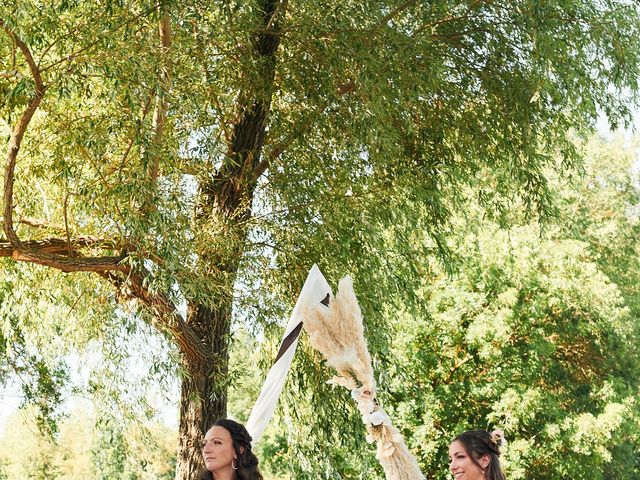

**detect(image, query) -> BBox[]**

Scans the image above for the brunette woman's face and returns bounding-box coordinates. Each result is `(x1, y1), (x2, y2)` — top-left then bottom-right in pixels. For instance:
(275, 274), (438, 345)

(202, 426), (236, 473)
(448, 440), (489, 480)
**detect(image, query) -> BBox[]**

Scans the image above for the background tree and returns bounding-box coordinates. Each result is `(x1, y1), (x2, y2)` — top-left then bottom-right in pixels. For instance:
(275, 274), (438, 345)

(1, 1), (640, 479)
(247, 134), (640, 479)
(382, 135), (640, 480)
(0, 406), (176, 480)
(0, 406), (59, 479)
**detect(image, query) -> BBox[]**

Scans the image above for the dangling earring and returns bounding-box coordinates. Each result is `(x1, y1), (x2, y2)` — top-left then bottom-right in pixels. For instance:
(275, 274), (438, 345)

(232, 458), (239, 470)
(482, 468), (486, 477)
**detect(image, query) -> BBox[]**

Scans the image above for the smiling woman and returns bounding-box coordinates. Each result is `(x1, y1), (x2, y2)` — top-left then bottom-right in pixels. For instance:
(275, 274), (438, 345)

(448, 430), (506, 480)
(200, 419), (264, 480)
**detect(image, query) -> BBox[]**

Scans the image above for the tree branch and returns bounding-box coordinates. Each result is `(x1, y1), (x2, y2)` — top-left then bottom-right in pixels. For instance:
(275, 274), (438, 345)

(100, 270), (209, 362)
(211, 0), (287, 213)
(10, 249), (127, 272)
(1, 19), (46, 248)
(0, 69), (25, 80)
(150, 11), (172, 183)
(0, 216), (65, 231)
(251, 80), (358, 181)
(0, 22), (130, 274)
(0, 236), (126, 272)
(0, 236), (117, 256)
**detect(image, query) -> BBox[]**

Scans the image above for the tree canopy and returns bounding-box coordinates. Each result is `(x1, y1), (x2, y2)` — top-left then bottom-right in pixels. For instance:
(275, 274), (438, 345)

(250, 135), (640, 479)
(1, 1), (640, 478)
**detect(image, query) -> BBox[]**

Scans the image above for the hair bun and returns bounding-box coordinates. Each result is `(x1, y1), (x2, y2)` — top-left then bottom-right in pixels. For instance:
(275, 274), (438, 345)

(490, 429), (506, 448)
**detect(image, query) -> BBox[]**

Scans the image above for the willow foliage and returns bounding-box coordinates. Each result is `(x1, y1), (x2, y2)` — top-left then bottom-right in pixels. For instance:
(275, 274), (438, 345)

(1, 1), (640, 478)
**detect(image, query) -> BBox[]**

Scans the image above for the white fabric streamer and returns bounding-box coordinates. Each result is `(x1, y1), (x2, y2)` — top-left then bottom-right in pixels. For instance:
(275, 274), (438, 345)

(246, 264), (331, 445)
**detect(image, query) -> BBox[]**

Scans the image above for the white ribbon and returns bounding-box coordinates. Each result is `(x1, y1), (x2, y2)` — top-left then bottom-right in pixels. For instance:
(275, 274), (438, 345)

(245, 264), (331, 445)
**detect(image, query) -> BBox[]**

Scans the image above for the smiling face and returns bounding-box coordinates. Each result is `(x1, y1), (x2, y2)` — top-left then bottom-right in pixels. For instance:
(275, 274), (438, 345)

(202, 426), (237, 474)
(448, 440), (488, 480)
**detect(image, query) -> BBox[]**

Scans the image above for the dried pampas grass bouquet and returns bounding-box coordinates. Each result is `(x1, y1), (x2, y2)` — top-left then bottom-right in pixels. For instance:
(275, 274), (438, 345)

(303, 275), (425, 480)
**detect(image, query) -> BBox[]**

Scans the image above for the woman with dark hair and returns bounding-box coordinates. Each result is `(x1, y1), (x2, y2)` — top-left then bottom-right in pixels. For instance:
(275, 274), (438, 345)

(200, 418), (263, 480)
(448, 429), (506, 480)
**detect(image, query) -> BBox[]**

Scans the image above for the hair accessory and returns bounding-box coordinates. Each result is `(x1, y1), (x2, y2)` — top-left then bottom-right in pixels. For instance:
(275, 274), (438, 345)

(490, 429), (506, 448)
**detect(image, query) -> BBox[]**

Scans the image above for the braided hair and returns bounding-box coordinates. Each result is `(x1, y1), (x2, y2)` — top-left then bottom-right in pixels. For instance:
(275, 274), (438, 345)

(452, 430), (506, 480)
(200, 419), (264, 480)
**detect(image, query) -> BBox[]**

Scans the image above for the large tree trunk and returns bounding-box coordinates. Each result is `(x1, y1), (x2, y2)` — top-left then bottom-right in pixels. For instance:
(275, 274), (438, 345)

(175, 304), (232, 480)
(174, 1), (283, 478)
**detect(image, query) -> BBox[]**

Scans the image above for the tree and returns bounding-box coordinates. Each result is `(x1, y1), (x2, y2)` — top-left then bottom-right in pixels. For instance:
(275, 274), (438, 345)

(0, 405), (176, 480)
(0, 406), (61, 479)
(0, 261), (69, 435)
(231, 135), (640, 479)
(1, 1), (640, 478)
(379, 135), (640, 479)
